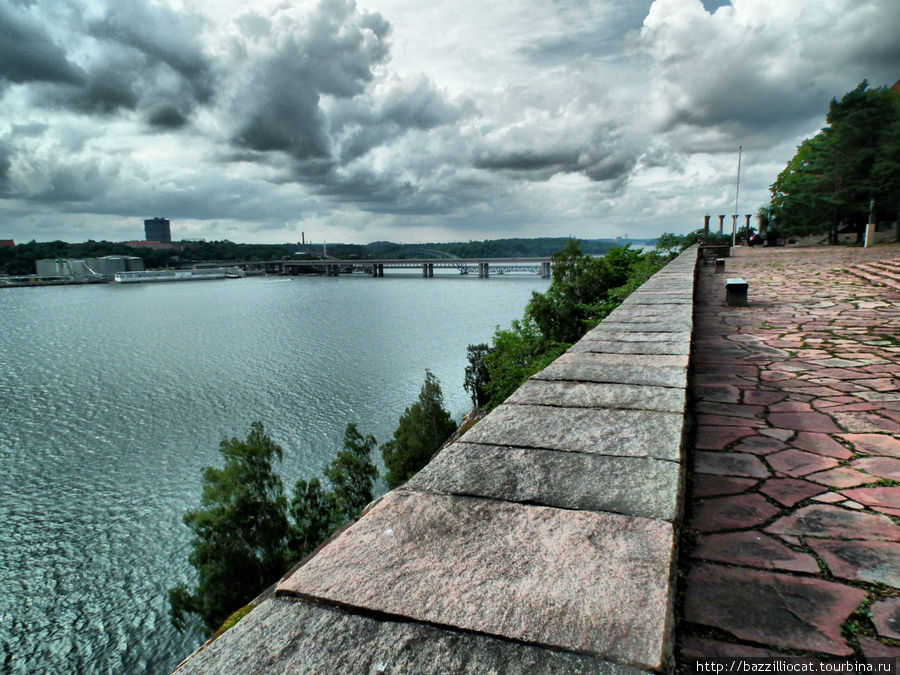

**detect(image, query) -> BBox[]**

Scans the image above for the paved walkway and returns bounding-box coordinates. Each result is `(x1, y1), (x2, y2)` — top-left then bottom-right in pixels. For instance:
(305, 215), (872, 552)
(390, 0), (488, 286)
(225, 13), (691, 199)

(679, 245), (900, 663)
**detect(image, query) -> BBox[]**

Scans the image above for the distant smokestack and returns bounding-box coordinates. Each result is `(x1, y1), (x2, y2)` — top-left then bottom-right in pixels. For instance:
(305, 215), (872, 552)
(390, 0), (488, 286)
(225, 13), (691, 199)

(302, 232), (305, 246)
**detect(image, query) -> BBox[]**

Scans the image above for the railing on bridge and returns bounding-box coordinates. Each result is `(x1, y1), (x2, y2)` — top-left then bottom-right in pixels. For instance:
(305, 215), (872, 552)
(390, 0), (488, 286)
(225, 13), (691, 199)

(277, 257), (553, 278)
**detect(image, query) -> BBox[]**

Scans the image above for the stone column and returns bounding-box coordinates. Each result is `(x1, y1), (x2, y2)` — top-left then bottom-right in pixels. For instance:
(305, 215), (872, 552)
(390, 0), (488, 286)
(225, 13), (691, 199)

(704, 215), (710, 236)
(718, 215), (725, 236)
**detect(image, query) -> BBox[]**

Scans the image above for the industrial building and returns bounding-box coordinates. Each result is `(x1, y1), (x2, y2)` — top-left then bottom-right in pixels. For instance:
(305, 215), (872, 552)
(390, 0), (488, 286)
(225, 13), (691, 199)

(144, 217), (172, 243)
(35, 256), (144, 279)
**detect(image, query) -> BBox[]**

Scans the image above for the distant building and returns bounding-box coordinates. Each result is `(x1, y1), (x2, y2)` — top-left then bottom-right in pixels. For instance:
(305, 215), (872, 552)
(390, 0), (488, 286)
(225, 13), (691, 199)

(144, 217), (172, 243)
(0, 239), (13, 248)
(126, 240), (178, 250)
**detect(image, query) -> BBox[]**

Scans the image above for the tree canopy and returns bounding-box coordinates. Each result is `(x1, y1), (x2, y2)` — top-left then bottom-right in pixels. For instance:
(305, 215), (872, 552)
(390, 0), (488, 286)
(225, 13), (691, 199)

(769, 81), (900, 241)
(380, 371), (456, 489)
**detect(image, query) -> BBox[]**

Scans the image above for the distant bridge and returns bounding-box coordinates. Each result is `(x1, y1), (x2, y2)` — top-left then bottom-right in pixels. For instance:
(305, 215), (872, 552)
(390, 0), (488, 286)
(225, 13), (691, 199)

(234, 257), (554, 278)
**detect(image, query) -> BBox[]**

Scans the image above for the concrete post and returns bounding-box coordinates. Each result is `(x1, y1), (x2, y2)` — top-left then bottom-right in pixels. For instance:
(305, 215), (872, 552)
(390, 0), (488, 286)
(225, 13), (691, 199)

(428, 263), (434, 278)
(718, 215), (725, 236)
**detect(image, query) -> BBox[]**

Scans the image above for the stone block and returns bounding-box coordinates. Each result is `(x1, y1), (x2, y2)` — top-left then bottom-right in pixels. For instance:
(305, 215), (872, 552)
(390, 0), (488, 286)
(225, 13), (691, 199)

(568, 338), (691, 356)
(174, 597), (637, 675)
(534, 352), (687, 389)
(459, 403), (684, 461)
(506, 379), (685, 413)
(407, 442), (682, 520)
(278, 491), (676, 670)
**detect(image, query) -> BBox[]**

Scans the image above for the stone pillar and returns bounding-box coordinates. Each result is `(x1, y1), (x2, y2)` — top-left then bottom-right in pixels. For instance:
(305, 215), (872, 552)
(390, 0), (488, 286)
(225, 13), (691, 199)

(423, 263), (428, 277)
(718, 215), (725, 236)
(428, 263), (434, 278)
(704, 215), (710, 237)
(378, 264), (384, 277)
(541, 261), (551, 279)
(372, 264), (379, 278)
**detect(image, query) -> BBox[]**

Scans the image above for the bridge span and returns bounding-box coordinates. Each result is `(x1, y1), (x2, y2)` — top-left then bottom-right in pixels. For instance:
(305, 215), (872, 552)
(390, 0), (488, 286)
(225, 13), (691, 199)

(268, 257), (552, 278)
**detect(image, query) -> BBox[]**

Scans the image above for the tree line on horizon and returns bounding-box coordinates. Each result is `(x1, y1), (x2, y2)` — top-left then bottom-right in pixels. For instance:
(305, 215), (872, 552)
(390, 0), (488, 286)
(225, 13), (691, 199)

(0, 236), (654, 276)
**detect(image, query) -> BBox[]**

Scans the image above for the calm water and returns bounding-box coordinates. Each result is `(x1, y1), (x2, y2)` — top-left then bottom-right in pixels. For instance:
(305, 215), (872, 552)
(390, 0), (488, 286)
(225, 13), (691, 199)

(0, 272), (547, 673)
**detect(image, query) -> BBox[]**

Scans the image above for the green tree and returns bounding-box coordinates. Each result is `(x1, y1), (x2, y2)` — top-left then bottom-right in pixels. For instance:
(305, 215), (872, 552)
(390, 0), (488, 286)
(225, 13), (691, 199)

(169, 422), (290, 634)
(287, 477), (341, 560)
(770, 81), (900, 241)
(463, 343), (492, 409)
(323, 423), (378, 521)
(381, 371), (456, 489)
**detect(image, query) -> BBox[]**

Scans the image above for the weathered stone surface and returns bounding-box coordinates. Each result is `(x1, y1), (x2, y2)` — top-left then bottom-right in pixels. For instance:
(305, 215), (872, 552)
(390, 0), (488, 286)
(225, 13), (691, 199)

(535, 352), (687, 388)
(839, 487), (900, 509)
(694, 425), (757, 450)
(767, 411), (841, 433)
(569, 339), (691, 355)
(586, 321), (685, 333)
(506, 379), (685, 413)
(838, 433), (900, 457)
(759, 478), (826, 507)
(175, 597), (634, 675)
(406, 442), (682, 520)
(579, 329), (691, 343)
(684, 563), (865, 656)
(692, 494), (780, 532)
(766, 504), (900, 541)
(694, 451), (769, 478)
(790, 432), (853, 459)
(280, 491), (676, 670)
(851, 456), (900, 481)
(678, 637), (782, 659)
(692, 531), (819, 573)
(692, 474), (758, 498)
(460, 404), (684, 461)
(871, 598), (900, 640)
(807, 539), (900, 588)
(805, 467), (879, 489)
(606, 304), (692, 326)
(765, 449), (839, 477)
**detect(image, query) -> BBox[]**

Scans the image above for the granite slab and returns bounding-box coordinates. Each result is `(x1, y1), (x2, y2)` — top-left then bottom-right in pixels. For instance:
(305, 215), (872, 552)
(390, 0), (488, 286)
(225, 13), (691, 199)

(278, 491), (676, 670)
(459, 403), (685, 461)
(407, 441), (682, 520)
(534, 353), (687, 389)
(506, 379), (686, 412)
(175, 597), (639, 674)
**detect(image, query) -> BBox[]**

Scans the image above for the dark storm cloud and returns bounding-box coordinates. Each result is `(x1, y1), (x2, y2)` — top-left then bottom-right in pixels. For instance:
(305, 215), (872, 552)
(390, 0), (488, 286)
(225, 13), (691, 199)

(0, 4), (84, 85)
(228, 0), (391, 162)
(88, 0), (215, 104)
(146, 105), (190, 129)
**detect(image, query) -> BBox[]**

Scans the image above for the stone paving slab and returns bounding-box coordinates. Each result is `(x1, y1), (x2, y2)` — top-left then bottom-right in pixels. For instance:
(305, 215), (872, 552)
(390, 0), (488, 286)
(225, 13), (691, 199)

(605, 304), (692, 326)
(175, 596), (637, 675)
(568, 339), (691, 355)
(406, 442), (681, 520)
(278, 490), (676, 670)
(692, 531), (819, 573)
(534, 352), (687, 388)
(505, 379), (686, 412)
(806, 539), (900, 588)
(684, 563), (866, 656)
(460, 403), (684, 460)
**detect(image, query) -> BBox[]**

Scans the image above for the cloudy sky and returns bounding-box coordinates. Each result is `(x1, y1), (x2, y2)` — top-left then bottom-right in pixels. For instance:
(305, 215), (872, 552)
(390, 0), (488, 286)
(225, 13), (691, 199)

(2, 0), (898, 245)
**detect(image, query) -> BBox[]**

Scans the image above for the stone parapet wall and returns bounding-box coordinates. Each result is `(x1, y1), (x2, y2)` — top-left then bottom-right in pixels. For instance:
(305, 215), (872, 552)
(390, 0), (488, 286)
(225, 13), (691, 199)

(176, 245), (699, 674)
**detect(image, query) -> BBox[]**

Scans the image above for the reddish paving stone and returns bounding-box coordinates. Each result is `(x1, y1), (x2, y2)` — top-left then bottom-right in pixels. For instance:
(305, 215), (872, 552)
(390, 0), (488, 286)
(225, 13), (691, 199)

(684, 563), (865, 656)
(838, 433), (900, 457)
(743, 390), (786, 406)
(805, 467), (880, 489)
(732, 435), (788, 455)
(875, 506), (900, 517)
(767, 411), (842, 433)
(828, 402), (883, 413)
(833, 412), (900, 433)
(761, 428), (795, 441)
(856, 636), (900, 659)
(692, 494), (780, 533)
(761, 371), (796, 382)
(279, 491), (675, 669)
(759, 478), (826, 507)
(692, 531), (819, 573)
(839, 487), (900, 509)
(807, 539), (900, 589)
(678, 636), (782, 659)
(766, 449), (839, 477)
(769, 401), (814, 413)
(695, 383), (741, 403)
(692, 474), (758, 498)
(695, 426), (758, 450)
(696, 402), (767, 419)
(696, 414), (767, 428)
(813, 493), (846, 504)
(871, 598), (900, 640)
(791, 432), (853, 459)
(766, 504), (900, 542)
(694, 452), (770, 479)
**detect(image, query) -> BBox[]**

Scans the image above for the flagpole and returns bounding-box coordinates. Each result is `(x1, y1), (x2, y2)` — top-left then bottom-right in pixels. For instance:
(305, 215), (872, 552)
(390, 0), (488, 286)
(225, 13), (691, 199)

(732, 145), (742, 247)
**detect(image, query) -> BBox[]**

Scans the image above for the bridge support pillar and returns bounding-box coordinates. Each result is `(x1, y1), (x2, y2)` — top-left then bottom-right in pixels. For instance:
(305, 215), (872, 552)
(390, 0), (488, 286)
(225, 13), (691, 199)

(422, 263), (434, 278)
(479, 262), (489, 278)
(541, 261), (551, 279)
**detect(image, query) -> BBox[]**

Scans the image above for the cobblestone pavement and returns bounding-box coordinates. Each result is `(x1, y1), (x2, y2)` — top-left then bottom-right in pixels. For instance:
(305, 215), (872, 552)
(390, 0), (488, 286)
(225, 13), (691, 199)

(678, 245), (900, 663)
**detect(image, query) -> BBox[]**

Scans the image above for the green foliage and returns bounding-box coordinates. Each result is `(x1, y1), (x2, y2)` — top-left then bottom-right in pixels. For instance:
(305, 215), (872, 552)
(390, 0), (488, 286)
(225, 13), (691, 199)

(478, 241), (669, 410)
(463, 343), (491, 409)
(170, 421), (378, 636)
(482, 317), (568, 409)
(770, 80), (900, 239)
(381, 371), (457, 489)
(169, 422), (290, 634)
